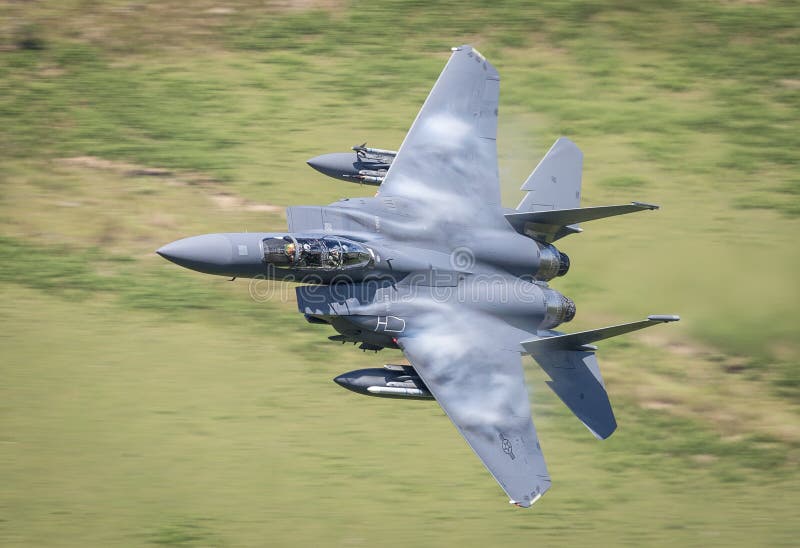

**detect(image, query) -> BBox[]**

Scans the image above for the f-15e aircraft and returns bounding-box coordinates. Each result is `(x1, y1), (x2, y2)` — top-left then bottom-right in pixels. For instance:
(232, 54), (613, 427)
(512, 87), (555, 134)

(157, 45), (678, 508)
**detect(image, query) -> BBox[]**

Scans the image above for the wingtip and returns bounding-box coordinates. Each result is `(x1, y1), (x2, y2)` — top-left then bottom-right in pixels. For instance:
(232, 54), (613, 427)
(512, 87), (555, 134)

(509, 493), (542, 508)
(631, 201), (660, 210)
(450, 45), (497, 75)
(647, 314), (681, 323)
(554, 136), (578, 147)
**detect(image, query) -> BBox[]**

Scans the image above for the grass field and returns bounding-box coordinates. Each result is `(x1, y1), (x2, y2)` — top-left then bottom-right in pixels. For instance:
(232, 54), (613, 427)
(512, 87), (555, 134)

(1, 1), (798, 546)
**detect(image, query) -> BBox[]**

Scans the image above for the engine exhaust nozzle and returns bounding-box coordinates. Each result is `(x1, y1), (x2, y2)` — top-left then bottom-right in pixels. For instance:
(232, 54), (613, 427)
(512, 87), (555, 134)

(535, 242), (570, 281)
(541, 289), (576, 329)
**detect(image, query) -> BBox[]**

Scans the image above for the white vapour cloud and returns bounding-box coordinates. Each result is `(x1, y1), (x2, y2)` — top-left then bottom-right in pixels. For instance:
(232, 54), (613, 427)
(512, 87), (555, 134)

(403, 307), (531, 439)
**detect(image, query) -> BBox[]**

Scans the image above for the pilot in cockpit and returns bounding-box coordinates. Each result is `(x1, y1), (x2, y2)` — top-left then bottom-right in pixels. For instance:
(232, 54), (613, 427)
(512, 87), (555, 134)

(284, 242), (296, 261)
(328, 245), (342, 267)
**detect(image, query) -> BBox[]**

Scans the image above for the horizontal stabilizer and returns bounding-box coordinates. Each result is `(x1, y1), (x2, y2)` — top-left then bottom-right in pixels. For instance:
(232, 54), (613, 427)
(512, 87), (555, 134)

(505, 202), (659, 243)
(522, 315), (680, 352)
(523, 316), (678, 440)
(530, 350), (617, 440)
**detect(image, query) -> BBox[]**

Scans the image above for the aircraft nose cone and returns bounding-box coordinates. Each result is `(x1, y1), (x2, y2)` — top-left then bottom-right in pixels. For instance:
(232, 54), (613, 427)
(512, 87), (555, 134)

(307, 152), (356, 180)
(333, 374), (351, 388)
(156, 234), (233, 274)
(306, 154), (326, 172)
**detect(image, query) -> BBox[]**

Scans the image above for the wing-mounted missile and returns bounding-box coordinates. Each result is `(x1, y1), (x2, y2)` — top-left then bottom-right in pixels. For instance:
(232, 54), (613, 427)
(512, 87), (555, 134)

(351, 143), (397, 159)
(333, 365), (433, 400)
(307, 143), (396, 185)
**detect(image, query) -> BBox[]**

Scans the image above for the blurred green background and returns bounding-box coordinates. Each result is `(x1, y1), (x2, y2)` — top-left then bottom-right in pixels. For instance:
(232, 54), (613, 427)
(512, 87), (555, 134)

(1, 1), (798, 546)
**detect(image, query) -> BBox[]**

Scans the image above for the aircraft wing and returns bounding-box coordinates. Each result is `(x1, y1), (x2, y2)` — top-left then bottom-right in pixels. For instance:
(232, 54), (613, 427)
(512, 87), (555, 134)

(379, 45), (504, 227)
(396, 312), (551, 507)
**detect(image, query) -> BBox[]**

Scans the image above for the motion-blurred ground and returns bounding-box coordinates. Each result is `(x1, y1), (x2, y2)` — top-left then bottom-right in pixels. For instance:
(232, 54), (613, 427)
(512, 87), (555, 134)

(1, 1), (798, 546)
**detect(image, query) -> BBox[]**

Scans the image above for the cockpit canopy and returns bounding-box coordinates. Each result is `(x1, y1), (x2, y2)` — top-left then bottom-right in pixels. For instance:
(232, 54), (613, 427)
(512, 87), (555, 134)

(262, 235), (373, 271)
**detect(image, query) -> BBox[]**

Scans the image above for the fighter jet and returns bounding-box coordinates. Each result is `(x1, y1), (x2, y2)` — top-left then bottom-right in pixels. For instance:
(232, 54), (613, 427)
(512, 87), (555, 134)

(157, 45), (679, 508)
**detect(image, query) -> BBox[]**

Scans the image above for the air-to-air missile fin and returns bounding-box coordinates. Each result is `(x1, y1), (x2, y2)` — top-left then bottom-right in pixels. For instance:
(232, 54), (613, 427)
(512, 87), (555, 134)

(352, 144), (397, 158)
(504, 202), (660, 243)
(521, 316), (679, 440)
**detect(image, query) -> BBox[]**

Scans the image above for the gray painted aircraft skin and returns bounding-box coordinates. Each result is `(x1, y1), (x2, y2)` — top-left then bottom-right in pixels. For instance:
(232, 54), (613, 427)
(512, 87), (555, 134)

(157, 45), (679, 508)
(307, 144), (395, 185)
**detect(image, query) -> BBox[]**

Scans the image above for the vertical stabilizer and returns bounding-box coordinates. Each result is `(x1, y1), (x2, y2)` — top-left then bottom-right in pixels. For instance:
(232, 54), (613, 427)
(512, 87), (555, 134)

(517, 137), (583, 212)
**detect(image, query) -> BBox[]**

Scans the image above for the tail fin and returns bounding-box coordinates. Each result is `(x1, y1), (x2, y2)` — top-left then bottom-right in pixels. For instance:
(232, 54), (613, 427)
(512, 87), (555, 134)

(517, 137), (583, 213)
(510, 137), (659, 242)
(522, 315), (679, 440)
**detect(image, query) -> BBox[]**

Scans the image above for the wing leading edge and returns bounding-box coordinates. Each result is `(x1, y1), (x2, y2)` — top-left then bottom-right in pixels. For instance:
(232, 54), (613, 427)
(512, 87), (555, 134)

(397, 313), (551, 507)
(378, 45), (504, 227)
